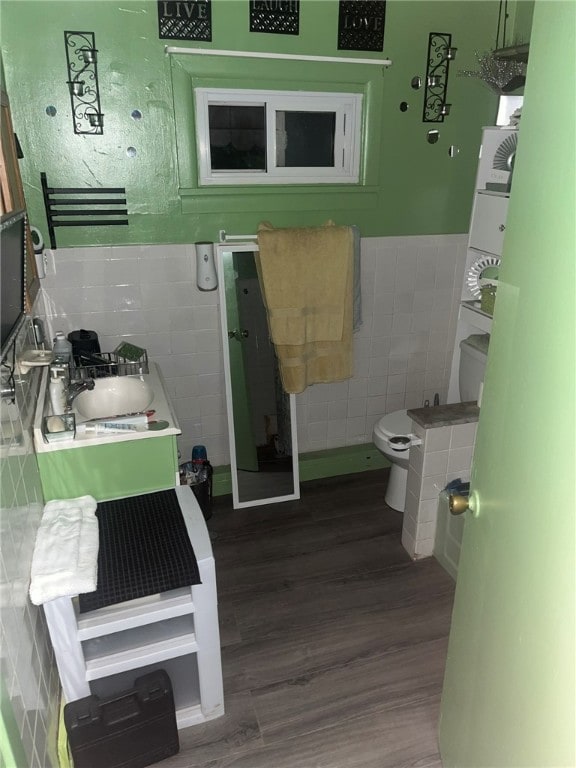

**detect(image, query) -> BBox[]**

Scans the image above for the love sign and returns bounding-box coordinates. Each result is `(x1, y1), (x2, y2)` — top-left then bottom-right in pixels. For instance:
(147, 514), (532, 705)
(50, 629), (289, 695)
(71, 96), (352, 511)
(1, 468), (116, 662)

(338, 0), (386, 52)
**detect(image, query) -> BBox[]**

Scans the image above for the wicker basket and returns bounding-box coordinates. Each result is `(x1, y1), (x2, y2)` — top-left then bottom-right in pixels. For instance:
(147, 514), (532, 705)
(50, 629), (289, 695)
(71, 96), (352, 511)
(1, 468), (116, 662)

(480, 285), (497, 315)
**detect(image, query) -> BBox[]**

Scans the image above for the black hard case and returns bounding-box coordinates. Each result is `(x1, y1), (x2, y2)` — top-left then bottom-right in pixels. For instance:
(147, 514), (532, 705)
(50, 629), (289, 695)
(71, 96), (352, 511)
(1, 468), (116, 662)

(64, 670), (179, 768)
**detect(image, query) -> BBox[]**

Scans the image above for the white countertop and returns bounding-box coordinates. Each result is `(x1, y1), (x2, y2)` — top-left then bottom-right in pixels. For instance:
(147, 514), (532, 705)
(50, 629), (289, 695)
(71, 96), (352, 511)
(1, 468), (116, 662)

(34, 363), (181, 453)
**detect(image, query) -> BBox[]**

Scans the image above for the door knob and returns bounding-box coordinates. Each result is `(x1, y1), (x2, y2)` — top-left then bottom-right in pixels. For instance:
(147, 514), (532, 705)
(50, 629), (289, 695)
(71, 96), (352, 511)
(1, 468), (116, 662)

(498, 224), (506, 232)
(449, 493), (469, 515)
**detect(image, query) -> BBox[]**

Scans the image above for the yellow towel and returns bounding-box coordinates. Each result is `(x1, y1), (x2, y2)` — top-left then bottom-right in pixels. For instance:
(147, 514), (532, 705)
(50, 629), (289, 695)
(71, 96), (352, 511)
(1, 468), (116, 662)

(256, 222), (354, 394)
(256, 222), (352, 345)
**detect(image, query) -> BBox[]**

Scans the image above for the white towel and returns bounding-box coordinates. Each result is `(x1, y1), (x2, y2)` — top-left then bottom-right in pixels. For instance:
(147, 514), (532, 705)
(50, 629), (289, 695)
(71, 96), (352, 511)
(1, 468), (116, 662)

(29, 496), (99, 605)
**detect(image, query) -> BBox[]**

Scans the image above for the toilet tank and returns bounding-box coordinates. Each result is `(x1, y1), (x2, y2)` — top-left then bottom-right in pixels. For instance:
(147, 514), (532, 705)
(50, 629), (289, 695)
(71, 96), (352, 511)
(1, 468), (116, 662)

(459, 334), (490, 401)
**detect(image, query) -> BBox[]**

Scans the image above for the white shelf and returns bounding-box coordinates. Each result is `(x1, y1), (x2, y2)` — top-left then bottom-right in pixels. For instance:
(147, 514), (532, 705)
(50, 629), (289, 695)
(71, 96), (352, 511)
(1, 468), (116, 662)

(174, 702), (225, 729)
(477, 189), (510, 198)
(83, 614), (198, 680)
(448, 126), (512, 402)
(176, 704), (207, 729)
(44, 487), (224, 729)
(75, 587), (195, 641)
(87, 652), (212, 728)
(460, 301), (493, 333)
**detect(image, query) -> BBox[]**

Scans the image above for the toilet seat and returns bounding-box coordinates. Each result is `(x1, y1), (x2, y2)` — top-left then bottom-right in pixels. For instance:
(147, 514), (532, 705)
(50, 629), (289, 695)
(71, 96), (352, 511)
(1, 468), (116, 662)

(373, 410), (419, 452)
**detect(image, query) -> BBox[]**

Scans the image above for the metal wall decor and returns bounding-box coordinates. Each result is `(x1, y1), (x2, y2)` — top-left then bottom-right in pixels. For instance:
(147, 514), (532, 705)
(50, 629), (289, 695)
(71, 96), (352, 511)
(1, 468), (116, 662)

(41, 173), (128, 249)
(458, 51), (525, 94)
(250, 0), (300, 35)
(338, 0), (386, 52)
(422, 32), (456, 123)
(64, 31), (103, 135)
(157, 0), (212, 41)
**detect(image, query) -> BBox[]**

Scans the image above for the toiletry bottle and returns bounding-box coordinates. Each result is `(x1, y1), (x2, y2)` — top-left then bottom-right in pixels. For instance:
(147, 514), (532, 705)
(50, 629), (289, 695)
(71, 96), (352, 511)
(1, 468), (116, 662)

(49, 369), (66, 415)
(53, 332), (73, 363)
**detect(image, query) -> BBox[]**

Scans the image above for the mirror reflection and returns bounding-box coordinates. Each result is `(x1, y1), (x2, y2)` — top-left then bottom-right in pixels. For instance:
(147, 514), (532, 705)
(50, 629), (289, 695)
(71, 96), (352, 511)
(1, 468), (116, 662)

(218, 245), (299, 508)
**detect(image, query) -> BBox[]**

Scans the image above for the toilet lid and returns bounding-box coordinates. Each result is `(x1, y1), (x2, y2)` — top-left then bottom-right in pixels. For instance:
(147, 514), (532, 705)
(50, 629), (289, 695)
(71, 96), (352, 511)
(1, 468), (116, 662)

(374, 409), (413, 440)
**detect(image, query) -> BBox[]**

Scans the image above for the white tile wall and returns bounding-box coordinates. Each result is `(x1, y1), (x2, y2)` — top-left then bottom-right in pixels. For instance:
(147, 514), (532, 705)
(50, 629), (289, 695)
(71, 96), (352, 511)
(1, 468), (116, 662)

(402, 418), (478, 559)
(37, 234), (466, 466)
(0, 320), (60, 768)
(40, 243), (228, 467)
(296, 235), (467, 450)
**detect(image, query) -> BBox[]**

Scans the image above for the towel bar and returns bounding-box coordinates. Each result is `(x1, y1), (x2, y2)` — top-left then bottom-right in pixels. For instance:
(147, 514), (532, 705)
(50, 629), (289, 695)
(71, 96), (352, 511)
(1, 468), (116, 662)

(218, 229), (257, 243)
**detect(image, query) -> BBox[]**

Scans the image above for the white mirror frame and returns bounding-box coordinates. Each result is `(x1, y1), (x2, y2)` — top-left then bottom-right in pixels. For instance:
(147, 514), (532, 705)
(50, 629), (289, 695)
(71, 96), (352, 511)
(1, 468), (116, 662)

(216, 242), (300, 509)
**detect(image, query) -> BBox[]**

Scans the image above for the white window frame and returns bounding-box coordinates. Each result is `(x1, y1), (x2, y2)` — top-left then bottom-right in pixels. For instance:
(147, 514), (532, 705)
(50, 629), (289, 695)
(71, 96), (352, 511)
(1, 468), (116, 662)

(194, 88), (362, 186)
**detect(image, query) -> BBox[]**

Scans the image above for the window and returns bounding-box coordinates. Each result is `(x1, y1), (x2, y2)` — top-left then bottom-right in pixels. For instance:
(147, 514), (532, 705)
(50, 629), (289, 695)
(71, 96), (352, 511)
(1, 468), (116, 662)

(194, 88), (362, 186)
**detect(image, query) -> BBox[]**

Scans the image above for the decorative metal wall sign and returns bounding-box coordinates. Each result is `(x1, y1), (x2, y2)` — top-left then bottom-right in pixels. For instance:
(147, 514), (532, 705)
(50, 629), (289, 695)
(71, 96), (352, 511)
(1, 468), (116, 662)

(157, 0), (212, 41)
(41, 173), (128, 249)
(250, 0), (300, 35)
(338, 0), (386, 52)
(423, 32), (456, 123)
(64, 31), (104, 135)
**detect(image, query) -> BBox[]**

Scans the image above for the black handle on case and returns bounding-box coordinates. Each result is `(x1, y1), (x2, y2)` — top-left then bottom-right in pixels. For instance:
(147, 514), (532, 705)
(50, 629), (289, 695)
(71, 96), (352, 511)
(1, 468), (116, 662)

(101, 691), (142, 727)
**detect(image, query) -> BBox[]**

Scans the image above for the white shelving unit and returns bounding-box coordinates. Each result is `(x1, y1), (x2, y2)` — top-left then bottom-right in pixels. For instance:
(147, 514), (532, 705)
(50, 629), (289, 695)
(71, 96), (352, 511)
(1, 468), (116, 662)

(447, 126), (518, 403)
(43, 486), (224, 730)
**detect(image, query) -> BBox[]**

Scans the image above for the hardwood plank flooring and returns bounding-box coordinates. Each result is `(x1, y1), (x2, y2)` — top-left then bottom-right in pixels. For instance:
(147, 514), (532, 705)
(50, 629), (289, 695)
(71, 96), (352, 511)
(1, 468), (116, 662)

(164, 471), (455, 768)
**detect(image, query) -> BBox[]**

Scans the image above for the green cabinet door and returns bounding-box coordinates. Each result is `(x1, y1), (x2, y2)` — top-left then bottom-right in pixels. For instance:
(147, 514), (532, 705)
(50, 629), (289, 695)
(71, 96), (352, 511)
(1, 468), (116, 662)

(439, 3), (575, 766)
(37, 436), (179, 502)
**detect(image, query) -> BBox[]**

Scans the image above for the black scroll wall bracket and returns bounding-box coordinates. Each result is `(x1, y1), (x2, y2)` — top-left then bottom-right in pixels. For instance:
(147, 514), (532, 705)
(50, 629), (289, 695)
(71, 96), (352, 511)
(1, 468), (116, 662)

(65, 31), (104, 135)
(423, 32), (457, 123)
(41, 172), (128, 249)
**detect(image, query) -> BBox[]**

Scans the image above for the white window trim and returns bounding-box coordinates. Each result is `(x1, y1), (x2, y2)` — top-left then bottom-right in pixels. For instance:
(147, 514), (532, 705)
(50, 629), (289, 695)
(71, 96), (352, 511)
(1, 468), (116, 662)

(195, 88), (362, 186)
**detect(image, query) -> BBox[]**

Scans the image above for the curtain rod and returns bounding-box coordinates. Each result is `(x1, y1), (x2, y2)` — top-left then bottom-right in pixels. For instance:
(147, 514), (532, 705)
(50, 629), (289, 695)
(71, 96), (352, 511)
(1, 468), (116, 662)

(165, 46), (392, 68)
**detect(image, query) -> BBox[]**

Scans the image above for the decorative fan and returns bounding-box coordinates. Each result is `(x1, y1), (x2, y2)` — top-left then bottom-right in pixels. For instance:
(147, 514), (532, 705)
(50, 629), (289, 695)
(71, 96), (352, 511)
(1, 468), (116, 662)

(466, 255), (501, 298)
(493, 133), (518, 172)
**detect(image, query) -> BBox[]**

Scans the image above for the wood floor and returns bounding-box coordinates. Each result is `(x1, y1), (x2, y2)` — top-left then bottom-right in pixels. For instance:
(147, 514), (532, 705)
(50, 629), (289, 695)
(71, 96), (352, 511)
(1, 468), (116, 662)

(164, 470), (456, 768)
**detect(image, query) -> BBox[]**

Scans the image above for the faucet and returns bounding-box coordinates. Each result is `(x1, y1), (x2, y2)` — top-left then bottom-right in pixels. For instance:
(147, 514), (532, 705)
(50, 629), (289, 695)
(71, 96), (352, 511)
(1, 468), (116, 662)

(66, 378), (95, 409)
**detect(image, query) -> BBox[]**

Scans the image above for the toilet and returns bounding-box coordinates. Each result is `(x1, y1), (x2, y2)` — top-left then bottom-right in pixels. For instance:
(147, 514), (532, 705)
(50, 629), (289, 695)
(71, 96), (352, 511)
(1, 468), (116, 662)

(372, 333), (489, 512)
(372, 409), (417, 511)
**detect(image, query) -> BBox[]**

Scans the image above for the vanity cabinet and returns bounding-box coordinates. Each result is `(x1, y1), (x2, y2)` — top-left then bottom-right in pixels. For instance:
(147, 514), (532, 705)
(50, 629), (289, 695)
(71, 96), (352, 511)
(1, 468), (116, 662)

(34, 363), (181, 502)
(37, 435), (180, 502)
(43, 486), (224, 729)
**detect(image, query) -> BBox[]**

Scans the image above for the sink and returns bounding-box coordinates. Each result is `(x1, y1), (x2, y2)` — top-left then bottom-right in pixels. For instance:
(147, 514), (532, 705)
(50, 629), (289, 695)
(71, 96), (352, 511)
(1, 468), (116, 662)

(74, 376), (154, 420)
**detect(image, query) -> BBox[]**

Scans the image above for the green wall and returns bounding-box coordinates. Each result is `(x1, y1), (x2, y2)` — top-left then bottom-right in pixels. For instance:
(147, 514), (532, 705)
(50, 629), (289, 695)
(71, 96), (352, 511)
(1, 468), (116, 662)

(506, 0), (535, 45)
(2, 0), (500, 246)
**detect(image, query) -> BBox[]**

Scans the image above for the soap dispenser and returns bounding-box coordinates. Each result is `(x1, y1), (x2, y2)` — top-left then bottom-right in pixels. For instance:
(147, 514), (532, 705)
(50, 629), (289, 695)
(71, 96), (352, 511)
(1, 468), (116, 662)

(195, 242), (218, 291)
(49, 369), (66, 415)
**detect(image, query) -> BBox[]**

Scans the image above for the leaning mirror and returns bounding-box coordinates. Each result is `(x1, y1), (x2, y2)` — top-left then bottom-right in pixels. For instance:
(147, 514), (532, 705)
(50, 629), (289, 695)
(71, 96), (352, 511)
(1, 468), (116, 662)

(216, 244), (300, 508)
